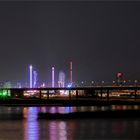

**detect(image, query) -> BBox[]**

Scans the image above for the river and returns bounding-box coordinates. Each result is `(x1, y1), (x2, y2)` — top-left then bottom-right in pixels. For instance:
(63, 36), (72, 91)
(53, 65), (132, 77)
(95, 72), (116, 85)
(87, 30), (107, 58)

(0, 105), (140, 139)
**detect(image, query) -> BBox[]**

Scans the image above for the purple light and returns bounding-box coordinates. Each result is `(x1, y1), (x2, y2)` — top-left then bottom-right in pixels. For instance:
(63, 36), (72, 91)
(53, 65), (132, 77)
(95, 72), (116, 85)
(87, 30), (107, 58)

(52, 67), (54, 88)
(29, 65), (33, 88)
(23, 107), (39, 140)
(58, 71), (65, 87)
(33, 70), (37, 88)
(67, 83), (72, 88)
(49, 107), (57, 114)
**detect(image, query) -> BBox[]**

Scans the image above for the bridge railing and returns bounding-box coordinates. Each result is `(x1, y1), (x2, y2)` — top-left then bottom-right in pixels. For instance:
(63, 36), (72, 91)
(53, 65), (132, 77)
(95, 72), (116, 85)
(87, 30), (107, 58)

(0, 86), (139, 100)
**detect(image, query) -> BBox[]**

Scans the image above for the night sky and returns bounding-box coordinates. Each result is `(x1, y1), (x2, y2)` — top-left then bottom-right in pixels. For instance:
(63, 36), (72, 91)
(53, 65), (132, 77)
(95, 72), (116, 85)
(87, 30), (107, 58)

(0, 0), (140, 85)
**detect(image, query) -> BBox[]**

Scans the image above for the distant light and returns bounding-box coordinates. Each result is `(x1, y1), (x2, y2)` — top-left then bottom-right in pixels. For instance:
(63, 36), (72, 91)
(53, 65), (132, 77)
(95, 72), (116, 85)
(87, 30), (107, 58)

(26, 90), (38, 93)
(0, 90), (8, 99)
(42, 83), (45, 87)
(59, 71), (65, 87)
(113, 81), (115, 83)
(52, 67), (55, 88)
(117, 72), (123, 77)
(29, 65), (33, 88)
(33, 70), (37, 88)
(40, 83), (45, 88)
(67, 83), (72, 88)
(2, 90), (7, 96)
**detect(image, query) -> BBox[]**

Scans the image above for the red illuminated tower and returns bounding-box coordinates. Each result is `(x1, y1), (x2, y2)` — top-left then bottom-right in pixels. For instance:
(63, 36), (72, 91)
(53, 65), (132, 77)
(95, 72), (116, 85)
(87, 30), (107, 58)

(116, 72), (123, 85)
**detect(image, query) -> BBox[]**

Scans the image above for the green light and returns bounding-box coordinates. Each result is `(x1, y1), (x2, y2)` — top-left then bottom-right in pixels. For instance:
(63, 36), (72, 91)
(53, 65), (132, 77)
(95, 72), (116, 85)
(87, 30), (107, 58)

(3, 90), (7, 96)
(0, 90), (9, 100)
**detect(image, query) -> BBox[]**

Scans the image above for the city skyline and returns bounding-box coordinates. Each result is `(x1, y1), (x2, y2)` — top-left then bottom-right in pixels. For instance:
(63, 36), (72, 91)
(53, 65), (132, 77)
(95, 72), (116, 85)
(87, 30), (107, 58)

(0, 1), (139, 82)
(0, 1), (140, 140)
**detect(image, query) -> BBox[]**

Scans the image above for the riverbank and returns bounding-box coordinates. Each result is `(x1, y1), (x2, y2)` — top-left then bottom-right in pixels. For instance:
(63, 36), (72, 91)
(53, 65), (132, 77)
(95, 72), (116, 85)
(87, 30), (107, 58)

(1, 98), (140, 106)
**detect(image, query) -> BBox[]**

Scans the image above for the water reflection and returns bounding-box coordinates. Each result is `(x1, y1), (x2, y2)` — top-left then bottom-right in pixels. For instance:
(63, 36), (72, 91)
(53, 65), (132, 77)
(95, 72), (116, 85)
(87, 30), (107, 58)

(39, 106), (74, 114)
(58, 121), (67, 140)
(64, 107), (72, 113)
(49, 107), (57, 114)
(0, 106), (140, 139)
(47, 121), (71, 140)
(40, 107), (46, 113)
(48, 121), (58, 140)
(38, 105), (140, 115)
(23, 107), (39, 140)
(71, 119), (140, 139)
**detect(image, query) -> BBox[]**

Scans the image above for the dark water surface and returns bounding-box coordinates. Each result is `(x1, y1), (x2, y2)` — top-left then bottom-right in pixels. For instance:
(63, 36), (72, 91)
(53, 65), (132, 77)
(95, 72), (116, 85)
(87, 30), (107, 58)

(0, 105), (140, 140)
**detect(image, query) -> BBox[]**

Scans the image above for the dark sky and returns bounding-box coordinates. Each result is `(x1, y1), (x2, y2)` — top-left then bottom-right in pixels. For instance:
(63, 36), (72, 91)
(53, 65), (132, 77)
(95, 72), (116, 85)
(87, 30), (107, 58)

(0, 0), (140, 84)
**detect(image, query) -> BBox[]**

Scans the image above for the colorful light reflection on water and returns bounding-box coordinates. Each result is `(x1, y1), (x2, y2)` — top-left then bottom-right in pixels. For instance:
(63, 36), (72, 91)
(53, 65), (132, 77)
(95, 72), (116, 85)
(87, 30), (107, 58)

(0, 105), (140, 139)
(23, 107), (39, 140)
(22, 106), (74, 140)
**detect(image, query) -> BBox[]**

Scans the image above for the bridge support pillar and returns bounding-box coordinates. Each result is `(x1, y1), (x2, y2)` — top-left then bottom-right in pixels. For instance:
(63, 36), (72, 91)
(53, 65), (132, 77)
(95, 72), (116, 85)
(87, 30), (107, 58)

(39, 90), (41, 99)
(107, 90), (109, 100)
(101, 90), (103, 99)
(91, 89), (95, 97)
(135, 89), (137, 100)
(47, 90), (49, 100)
(76, 90), (78, 99)
(69, 90), (71, 100)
